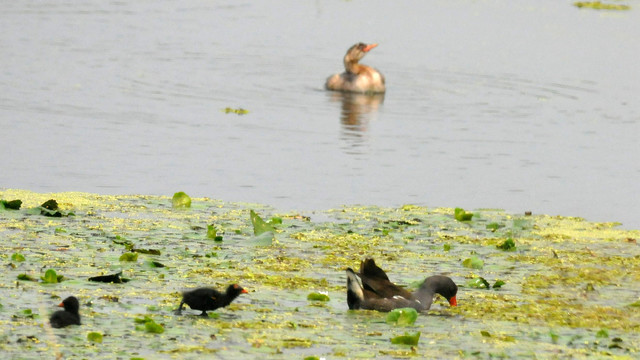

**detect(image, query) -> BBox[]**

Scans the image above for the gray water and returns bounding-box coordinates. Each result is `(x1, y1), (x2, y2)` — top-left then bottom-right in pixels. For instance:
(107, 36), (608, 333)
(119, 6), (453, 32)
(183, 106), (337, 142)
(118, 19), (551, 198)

(2, 1), (639, 228)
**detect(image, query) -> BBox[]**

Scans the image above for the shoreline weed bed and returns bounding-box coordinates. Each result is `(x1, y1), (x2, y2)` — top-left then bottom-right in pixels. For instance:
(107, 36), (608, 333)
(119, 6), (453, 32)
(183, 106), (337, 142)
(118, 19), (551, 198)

(1, 189), (639, 359)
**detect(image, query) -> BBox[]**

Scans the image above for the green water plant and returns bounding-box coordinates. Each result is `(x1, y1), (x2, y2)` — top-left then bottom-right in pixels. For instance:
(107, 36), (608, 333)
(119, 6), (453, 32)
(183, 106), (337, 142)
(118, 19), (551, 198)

(454, 207), (473, 221)
(307, 292), (330, 302)
(462, 256), (484, 269)
(87, 332), (103, 343)
(0, 199), (22, 210)
(391, 332), (421, 346)
(172, 191), (191, 208)
(41, 269), (63, 284)
(250, 210), (275, 235)
(11, 253), (25, 262)
(386, 308), (418, 326)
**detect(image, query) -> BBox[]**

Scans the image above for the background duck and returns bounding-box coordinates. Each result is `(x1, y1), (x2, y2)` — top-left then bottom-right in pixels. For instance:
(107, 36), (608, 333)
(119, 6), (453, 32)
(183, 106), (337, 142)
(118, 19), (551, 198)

(325, 43), (386, 93)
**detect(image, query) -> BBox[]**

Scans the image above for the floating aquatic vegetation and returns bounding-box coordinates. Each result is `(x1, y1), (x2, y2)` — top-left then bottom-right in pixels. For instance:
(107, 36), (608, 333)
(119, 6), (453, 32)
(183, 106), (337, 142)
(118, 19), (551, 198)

(0, 189), (639, 358)
(11, 253), (25, 262)
(41, 269), (63, 283)
(119, 252), (138, 262)
(454, 207), (473, 221)
(87, 332), (103, 343)
(0, 199), (22, 210)
(207, 224), (223, 241)
(307, 292), (330, 302)
(171, 191), (191, 208)
(462, 255), (484, 269)
(390, 331), (420, 345)
(223, 107), (249, 115)
(386, 308), (418, 326)
(574, 1), (631, 10)
(497, 238), (516, 251)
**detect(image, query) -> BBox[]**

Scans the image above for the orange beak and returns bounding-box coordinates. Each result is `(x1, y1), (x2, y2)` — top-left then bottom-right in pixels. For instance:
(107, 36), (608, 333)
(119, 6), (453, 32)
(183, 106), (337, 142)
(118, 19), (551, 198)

(241, 289), (249, 294)
(58, 302), (64, 307)
(449, 296), (457, 307)
(363, 43), (378, 52)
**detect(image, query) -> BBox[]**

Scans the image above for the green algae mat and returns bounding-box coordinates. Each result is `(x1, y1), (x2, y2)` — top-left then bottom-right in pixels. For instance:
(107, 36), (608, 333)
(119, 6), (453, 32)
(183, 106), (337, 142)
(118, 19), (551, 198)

(1, 189), (639, 359)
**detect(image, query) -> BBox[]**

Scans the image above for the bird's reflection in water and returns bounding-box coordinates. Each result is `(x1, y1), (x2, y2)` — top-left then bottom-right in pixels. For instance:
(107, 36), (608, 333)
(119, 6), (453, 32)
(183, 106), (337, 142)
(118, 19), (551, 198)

(327, 91), (385, 153)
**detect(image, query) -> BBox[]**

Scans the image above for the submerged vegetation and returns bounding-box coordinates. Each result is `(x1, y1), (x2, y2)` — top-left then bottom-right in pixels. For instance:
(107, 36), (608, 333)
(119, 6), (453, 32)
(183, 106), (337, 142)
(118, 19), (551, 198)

(0, 189), (639, 359)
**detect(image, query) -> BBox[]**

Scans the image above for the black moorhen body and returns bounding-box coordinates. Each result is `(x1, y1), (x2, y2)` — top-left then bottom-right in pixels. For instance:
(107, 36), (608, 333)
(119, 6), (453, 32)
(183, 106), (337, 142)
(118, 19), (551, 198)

(347, 258), (457, 312)
(49, 296), (81, 328)
(177, 284), (248, 316)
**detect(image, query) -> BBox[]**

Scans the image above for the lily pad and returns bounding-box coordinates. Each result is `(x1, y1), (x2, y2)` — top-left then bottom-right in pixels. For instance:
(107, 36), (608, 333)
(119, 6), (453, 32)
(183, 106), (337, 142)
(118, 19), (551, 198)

(462, 256), (484, 269)
(41, 269), (61, 284)
(0, 199), (22, 210)
(119, 252), (138, 262)
(171, 191), (191, 208)
(493, 280), (506, 289)
(467, 277), (490, 289)
(250, 210), (275, 235)
(87, 332), (103, 343)
(386, 308), (418, 326)
(307, 292), (330, 302)
(11, 253), (25, 262)
(497, 238), (516, 251)
(390, 332), (421, 346)
(454, 207), (473, 221)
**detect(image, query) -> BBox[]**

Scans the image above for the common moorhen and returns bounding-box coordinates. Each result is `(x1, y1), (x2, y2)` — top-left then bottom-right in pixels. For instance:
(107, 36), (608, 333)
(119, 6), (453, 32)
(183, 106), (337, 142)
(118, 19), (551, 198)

(49, 296), (81, 328)
(176, 284), (248, 316)
(346, 258), (457, 312)
(325, 43), (386, 93)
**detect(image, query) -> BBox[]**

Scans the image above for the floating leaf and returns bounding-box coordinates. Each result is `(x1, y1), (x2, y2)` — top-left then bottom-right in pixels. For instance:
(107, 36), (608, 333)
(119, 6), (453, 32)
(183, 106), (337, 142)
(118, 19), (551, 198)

(250, 210), (275, 235)
(144, 320), (164, 334)
(119, 252), (138, 262)
(596, 329), (609, 338)
(223, 107), (249, 115)
(574, 1), (631, 10)
(454, 207), (473, 221)
(41, 269), (59, 284)
(386, 308), (418, 326)
(462, 256), (484, 269)
(486, 222), (504, 232)
(480, 330), (492, 337)
(493, 280), (506, 289)
(549, 330), (559, 344)
(443, 243), (451, 252)
(497, 238), (516, 251)
(41, 199), (59, 211)
(390, 331), (420, 346)
(11, 253), (25, 262)
(171, 192), (191, 208)
(307, 292), (330, 302)
(628, 300), (640, 307)
(1, 199), (22, 210)
(467, 277), (490, 289)
(207, 224), (217, 239)
(87, 332), (103, 343)
(17, 274), (37, 282)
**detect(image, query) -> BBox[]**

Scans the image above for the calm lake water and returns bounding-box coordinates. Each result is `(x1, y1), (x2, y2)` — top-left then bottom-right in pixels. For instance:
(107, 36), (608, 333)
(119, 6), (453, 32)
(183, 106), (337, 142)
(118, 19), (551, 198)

(1, 1), (639, 228)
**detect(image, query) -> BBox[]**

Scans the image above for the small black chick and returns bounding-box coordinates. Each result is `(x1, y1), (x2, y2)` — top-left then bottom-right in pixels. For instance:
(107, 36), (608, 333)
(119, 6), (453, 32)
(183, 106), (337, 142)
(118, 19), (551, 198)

(177, 284), (248, 316)
(49, 296), (81, 328)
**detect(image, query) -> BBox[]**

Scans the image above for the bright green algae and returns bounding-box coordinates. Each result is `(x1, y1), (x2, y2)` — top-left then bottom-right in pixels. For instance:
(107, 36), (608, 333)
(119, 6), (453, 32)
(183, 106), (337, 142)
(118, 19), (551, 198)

(1, 190), (639, 359)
